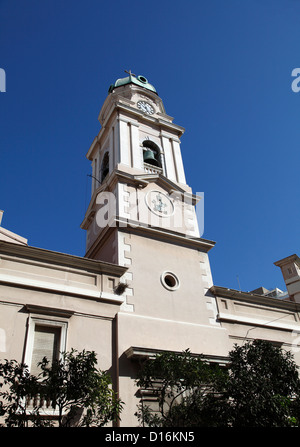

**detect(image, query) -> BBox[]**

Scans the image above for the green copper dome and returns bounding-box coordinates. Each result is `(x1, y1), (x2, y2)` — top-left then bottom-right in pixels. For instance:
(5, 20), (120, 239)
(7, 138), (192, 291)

(108, 73), (157, 94)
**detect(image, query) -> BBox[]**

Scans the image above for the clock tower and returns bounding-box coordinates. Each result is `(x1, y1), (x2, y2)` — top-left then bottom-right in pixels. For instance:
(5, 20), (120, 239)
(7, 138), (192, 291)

(81, 72), (229, 424)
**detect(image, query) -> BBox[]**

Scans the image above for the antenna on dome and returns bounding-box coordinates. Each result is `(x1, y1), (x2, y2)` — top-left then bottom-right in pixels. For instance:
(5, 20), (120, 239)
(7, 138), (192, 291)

(237, 275), (241, 291)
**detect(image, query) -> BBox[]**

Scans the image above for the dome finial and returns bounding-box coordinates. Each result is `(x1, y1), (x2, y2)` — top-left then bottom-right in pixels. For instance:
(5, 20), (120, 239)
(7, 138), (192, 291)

(108, 71), (157, 94)
(124, 69), (136, 78)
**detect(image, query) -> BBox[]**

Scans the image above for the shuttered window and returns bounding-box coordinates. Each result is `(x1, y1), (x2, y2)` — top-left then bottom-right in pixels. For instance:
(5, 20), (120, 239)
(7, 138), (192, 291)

(30, 325), (61, 376)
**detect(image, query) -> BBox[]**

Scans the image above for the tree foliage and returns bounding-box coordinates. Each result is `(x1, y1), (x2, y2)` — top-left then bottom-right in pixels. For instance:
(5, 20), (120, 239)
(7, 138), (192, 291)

(0, 349), (122, 427)
(0, 359), (45, 427)
(222, 339), (300, 427)
(136, 341), (300, 427)
(135, 349), (226, 427)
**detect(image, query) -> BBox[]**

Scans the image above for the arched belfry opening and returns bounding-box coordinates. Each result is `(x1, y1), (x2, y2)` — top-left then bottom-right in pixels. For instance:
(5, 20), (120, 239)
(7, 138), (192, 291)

(142, 140), (162, 168)
(101, 152), (109, 182)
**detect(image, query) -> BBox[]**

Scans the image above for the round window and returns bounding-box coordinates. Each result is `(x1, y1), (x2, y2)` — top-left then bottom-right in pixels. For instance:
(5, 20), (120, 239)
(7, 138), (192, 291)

(161, 272), (180, 291)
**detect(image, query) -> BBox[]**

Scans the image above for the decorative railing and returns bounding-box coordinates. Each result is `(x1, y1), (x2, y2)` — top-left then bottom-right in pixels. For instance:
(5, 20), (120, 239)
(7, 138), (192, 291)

(24, 394), (60, 416)
(144, 163), (163, 175)
(25, 394), (52, 411)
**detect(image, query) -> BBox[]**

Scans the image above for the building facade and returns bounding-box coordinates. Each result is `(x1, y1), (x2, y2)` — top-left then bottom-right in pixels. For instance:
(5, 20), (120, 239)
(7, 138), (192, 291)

(1, 73), (300, 426)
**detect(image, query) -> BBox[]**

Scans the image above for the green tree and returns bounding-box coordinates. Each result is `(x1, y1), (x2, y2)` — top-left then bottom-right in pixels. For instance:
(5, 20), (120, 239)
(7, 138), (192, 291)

(135, 349), (225, 427)
(222, 339), (300, 427)
(0, 359), (46, 427)
(0, 349), (123, 427)
(39, 349), (123, 427)
(135, 341), (300, 427)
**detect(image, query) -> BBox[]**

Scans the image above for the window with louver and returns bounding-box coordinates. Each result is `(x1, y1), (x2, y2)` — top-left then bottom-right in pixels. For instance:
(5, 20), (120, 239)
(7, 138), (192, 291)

(30, 325), (61, 376)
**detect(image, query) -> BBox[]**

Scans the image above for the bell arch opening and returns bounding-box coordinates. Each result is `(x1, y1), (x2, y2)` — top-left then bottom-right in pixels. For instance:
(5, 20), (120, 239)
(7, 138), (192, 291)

(142, 140), (162, 168)
(101, 152), (109, 182)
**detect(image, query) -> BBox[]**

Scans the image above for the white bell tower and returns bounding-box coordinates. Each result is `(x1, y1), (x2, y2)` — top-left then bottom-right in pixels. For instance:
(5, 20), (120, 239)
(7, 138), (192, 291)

(81, 71), (203, 261)
(80, 72), (228, 425)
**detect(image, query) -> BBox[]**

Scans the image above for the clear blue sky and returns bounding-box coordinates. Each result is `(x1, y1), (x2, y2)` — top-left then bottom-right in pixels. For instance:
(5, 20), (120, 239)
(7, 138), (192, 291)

(0, 0), (299, 293)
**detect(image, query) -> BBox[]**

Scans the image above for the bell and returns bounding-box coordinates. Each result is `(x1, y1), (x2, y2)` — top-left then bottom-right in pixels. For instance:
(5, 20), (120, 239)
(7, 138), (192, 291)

(143, 149), (159, 167)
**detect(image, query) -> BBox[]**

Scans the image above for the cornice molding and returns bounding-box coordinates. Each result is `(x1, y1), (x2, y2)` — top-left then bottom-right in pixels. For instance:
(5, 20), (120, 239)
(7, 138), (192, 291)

(125, 346), (229, 365)
(210, 285), (298, 311)
(0, 241), (127, 276)
(81, 169), (196, 230)
(85, 218), (215, 257)
(274, 254), (300, 268)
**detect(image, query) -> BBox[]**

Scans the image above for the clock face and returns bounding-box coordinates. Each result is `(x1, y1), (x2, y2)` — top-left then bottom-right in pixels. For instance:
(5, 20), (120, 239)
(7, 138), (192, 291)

(137, 100), (154, 115)
(145, 190), (174, 217)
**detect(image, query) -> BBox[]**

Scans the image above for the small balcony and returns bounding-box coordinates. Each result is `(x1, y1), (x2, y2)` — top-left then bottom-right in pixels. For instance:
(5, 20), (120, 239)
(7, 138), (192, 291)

(24, 394), (60, 418)
(144, 162), (163, 175)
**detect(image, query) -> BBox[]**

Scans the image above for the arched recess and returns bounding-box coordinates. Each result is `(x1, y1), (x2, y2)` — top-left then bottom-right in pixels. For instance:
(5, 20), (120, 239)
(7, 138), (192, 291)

(142, 140), (162, 168)
(101, 152), (109, 182)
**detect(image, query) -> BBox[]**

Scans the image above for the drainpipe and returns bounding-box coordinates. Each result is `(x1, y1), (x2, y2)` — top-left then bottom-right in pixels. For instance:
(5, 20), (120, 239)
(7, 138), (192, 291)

(113, 312), (120, 427)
